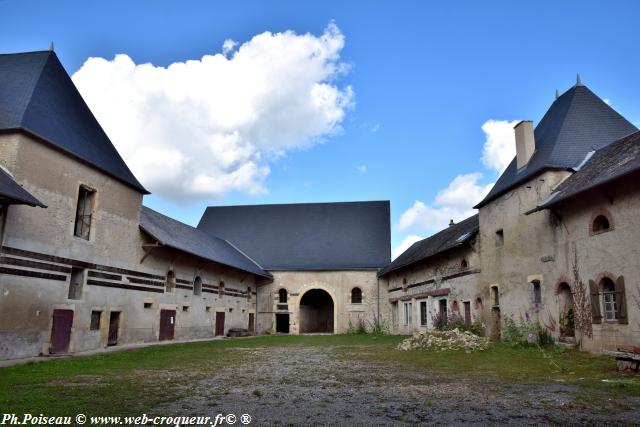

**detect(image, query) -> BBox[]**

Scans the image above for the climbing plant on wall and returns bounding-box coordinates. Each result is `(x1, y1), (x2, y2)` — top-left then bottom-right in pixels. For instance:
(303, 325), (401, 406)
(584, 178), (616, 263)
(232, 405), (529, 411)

(571, 246), (593, 342)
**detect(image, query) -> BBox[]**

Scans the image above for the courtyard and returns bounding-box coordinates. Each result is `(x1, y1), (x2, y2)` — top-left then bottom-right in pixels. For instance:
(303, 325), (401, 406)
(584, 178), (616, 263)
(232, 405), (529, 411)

(1, 335), (639, 426)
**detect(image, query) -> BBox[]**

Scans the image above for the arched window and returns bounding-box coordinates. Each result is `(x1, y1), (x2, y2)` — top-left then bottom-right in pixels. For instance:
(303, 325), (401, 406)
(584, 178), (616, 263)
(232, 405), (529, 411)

(461, 259), (468, 269)
(600, 278), (617, 321)
(166, 270), (175, 293)
(278, 288), (288, 304)
(475, 297), (483, 310)
(193, 276), (202, 296)
(531, 280), (541, 304)
(351, 287), (362, 304)
(452, 300), (459, 312)
(218, 280), (225, 297)
(491, 286), (499, 306)
(592, 215), (610, 233)
(247, 286), (252, 301)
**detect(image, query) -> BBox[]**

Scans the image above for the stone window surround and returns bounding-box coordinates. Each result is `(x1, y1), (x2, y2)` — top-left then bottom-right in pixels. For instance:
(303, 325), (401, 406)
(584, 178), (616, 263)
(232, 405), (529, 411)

(589, 208), (614, 236)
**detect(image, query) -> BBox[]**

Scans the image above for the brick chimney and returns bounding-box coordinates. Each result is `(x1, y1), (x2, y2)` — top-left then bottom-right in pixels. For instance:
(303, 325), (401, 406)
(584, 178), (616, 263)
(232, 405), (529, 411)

(514, 120), (535, 169)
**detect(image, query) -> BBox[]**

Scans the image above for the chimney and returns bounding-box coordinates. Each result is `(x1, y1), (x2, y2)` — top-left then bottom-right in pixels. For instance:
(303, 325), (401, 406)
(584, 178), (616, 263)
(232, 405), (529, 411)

(449, 219), (455, 227)
(514, 120), (535, 169)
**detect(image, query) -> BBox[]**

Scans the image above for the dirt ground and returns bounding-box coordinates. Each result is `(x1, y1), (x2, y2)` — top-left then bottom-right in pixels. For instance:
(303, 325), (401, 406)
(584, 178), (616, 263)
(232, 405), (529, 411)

(155, 345), (640, 426)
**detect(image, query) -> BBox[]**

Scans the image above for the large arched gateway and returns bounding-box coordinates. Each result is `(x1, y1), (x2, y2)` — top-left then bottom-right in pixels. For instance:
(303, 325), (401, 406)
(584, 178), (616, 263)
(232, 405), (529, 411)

(299, 289), (334, 333)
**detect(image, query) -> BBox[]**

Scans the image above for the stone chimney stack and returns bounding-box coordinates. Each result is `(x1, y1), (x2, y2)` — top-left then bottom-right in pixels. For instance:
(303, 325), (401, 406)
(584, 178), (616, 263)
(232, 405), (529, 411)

(514, 120), (535, 169)
(449, 219), (455, 227)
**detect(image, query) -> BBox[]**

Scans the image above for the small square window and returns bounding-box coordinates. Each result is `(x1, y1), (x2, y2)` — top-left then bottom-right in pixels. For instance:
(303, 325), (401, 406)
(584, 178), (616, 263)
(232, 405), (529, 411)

(182, 306), (189, 312)
(206, 306), (211, 312)
(90, 311), (101, 330)
(143, 302), (153, 309)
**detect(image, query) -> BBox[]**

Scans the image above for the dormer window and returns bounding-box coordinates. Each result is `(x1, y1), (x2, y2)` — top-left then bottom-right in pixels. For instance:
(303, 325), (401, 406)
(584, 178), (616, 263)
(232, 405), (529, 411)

(74, 185), (95, 240)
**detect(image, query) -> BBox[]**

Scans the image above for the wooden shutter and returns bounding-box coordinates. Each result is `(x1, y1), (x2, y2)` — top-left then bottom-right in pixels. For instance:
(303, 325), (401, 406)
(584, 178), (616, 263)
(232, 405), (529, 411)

(589, 280), (602, 324)
(616, 276), (628, 325)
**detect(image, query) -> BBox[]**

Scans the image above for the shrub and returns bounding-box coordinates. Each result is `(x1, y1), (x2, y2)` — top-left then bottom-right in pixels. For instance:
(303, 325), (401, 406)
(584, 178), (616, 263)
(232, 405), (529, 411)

(431, 311), (485, 336)
(368, 314), (390, 336)
(502, 314), (555, 347)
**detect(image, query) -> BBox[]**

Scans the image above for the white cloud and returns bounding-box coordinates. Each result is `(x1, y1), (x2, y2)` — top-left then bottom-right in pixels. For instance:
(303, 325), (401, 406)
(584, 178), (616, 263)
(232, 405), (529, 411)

(392, 235), (423, 260)
(481, 119), (519, 174)
(357, 165), (367, 173)
(603, 98), (611, 106)
(397, 173), (493, 234)
(72, 22), (354, 201)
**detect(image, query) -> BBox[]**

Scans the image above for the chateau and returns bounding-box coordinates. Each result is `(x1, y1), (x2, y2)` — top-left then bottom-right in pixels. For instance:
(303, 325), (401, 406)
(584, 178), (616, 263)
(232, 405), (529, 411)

(0, 49), (637, 360)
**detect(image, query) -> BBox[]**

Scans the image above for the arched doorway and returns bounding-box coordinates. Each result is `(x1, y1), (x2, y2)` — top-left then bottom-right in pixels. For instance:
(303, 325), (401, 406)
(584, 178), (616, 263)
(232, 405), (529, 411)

(299, 289), (334, 333)
(558, 282), (574, 338)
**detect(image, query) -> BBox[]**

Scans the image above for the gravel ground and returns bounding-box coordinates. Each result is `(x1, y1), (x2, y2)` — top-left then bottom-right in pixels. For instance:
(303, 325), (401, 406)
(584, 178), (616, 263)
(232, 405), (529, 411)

(155, 345), (640, 426)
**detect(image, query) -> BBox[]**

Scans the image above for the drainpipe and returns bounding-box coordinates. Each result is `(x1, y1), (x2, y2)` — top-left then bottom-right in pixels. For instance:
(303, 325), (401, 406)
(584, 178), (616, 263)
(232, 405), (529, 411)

(377, 275), (380, 321)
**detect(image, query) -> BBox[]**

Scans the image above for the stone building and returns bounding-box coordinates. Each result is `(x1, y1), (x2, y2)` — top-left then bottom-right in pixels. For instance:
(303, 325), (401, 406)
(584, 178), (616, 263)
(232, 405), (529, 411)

(196, 201), (391, 334)
(0, 50), (391, 360)
(388, 78), (640, 352)
(379, 215), (481, 334)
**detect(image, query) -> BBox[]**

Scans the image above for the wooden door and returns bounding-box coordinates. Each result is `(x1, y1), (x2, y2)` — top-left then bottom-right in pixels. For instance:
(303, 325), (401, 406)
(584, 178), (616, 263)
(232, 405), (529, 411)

(215, 312), (225, 336)
(108, 312), (120, 346)
(464, 301), (471, 325)
(248, 313), (255, 333)
(50, 309), (73, 354)
(159, 309), (176, 341)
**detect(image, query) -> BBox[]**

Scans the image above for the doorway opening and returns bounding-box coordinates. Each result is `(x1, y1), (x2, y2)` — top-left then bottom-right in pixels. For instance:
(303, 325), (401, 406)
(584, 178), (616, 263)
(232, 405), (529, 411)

(50, 309), (74, 354)
(159, 309), (176, 341)
(558, 282), (574, 338)
(299, 289), (334, 333)
(276, 313), (290, 333)
(108, 312), (120, 346)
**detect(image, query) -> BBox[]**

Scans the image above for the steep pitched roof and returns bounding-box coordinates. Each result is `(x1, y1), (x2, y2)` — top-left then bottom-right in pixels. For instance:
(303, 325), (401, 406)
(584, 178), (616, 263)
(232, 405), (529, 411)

(0, 51), (148, 194)
(533, 131), (640, 211)
(378, 214), (479, 277)
(475, 84), (637, 208)
(197, 201), (391, 270)
(0, 168), (46, 207)
(139, 206), (271, 279)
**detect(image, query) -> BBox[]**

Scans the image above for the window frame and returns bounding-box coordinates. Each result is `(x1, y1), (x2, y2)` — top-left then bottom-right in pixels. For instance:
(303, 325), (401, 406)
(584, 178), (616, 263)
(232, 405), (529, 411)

(73, 185), (96, 240)
(350, 287), (363, 304)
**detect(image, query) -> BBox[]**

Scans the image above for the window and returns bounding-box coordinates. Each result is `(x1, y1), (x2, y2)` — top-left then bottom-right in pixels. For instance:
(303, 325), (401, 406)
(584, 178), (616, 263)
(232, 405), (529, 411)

(439, 299), (447, 317)
(452, 300), (459, 312)
(475, 297), (483, 310)
(403, 302), (412, 326)
(419, 301), (428, 326)
(219, 281), (225, 297)
(182, 306), (189, 312)
(491, 286), (499, 306)
(351, 287), (362, 304)
(278, 288), (288, 304)
(193, 276), (202, 296)
(143, 302), (153, 309)
(74, 186), (95, 240)
(206, 306), (211, 313)
(601, 278), (617, 321)
(592, 215), (611, 234)
(90, 311), (101, 330)
(495, 229), (504, 247)
(68, 267), (85, 300)
(165, 270), (175, 293)
(247, 286), (252, 301)
(532, 280), (542, 304)
(461, 259), (468, 269)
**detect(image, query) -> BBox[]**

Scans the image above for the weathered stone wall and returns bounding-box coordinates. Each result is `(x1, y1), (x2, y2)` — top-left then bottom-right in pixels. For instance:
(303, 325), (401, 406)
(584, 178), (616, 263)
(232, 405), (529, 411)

(256, 270), (388, 334)
(478, 169), (640, 351)
(385, 244), (481, 334)
(0, 133), (260, 360)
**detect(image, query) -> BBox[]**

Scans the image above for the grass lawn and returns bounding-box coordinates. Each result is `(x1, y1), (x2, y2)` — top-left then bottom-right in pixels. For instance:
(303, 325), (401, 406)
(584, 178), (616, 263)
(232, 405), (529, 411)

(1, 334), (638, 416)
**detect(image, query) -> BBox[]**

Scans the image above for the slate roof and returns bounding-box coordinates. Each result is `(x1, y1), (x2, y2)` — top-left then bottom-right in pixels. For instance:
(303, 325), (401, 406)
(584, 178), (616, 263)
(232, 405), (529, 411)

(139, 206), (271, 279)
(0, 51), (148, 194)
(534, 131), (640, 211)
(197, 201), (391, 270)
(378, 214), (479, 277)
(0, 168), (46, 207)
(475, 83), (637, 209)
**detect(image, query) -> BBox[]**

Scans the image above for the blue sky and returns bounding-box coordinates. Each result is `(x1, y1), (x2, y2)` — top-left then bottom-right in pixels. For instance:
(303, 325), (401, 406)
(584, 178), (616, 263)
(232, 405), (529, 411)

(1, 0), (638, 257)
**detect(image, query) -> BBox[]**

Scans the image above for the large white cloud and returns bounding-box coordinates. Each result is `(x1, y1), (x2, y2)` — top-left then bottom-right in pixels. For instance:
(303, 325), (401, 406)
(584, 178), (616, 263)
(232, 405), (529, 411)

(72, 22), (354, 201)
(397, 173), (493, 234)
(481, 119), (518, 174)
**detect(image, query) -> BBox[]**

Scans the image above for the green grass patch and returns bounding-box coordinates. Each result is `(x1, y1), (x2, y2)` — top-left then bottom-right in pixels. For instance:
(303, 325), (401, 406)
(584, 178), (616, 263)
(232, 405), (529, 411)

(1, 334), (638, 416)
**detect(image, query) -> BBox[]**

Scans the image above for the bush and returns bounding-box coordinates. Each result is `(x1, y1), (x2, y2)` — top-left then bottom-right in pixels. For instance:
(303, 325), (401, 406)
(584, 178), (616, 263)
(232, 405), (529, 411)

(368, 314), (390, 336)
(347, 318), (368, 335)
(502, 315), (555, 347)
(431, 311), (485, 336)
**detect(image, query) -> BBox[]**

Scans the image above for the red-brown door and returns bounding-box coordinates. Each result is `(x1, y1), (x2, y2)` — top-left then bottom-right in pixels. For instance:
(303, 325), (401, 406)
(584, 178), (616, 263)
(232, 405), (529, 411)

(108, 312), (120, 346)
(50, 309), (74, 354)
(159, 309), (176, 341)
(215, 312), (225, 336)
(248, 313), (255, 333)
